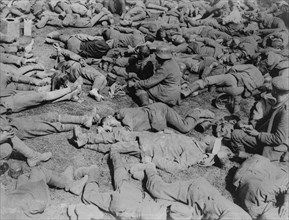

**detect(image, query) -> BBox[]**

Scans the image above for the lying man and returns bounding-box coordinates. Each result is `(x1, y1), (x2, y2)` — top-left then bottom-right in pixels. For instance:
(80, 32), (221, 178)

(131, 162), (252, 220)
(0, 78), (82, 114)
(183, 64), (265, 114)
(230, 76), (289, 161)
(1, 67), (51, 92)
(1, 166), (88, 219)
(36, 3), (113, 28)
(0, 127), (52, 167)
(0, 107), (98, 140)
(81, 154), (251, 220)
(102, 26), (146, 48)
(233, 155), (289, 219)
(70, 149), (169, 220)
(74, 102), (215, 134)
(46, 32), (110, 59)
(73, 129), (207, 173)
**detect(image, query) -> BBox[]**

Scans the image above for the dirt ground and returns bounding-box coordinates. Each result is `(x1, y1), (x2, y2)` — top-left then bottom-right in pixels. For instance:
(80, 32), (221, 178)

(1, 23), (257, 220)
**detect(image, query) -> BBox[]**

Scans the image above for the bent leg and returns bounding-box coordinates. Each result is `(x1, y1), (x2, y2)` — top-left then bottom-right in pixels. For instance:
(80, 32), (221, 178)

(81, 65), (107, 91)
(165, 105), (197, 133)
(145, 165), (191, 202)
(231, 129), (261, 154)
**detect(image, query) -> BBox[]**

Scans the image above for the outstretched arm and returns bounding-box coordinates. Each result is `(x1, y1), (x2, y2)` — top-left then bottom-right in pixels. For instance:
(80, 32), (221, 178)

(114, 26), (136, 33)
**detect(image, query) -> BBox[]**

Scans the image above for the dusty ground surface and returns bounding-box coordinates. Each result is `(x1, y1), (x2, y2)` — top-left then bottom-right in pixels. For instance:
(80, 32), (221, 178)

(1, 21), (257, 220)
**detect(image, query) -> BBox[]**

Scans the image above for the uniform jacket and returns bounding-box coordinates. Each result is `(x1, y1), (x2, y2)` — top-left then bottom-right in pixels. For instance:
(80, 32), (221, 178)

(135, 58), (181, 106)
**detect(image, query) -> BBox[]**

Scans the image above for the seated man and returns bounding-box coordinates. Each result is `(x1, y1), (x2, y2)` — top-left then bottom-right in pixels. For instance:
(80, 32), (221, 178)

(233, 155), (289, 219)
(54, 46), (107, 101)
(1, 166), (88, 219)
(230, 76), (289, 161)
(183, 64), (265, 114)
(129, 46), (181, 106)
(46, 32), (110, 59)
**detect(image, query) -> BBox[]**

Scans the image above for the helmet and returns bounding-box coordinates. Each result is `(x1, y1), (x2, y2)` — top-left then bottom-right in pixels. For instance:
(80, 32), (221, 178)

(155, 46), (172, 60)
(172, 35), (186, 45)
(215, 93), (234, 110)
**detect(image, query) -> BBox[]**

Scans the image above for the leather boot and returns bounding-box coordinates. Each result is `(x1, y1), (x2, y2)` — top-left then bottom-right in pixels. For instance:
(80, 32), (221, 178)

(72, 126), (89, 148)
(12, 137), (52, 167)
(36, 15), (50, 28)
(59, 107), (97, 128)
(47, 31), (60, 39)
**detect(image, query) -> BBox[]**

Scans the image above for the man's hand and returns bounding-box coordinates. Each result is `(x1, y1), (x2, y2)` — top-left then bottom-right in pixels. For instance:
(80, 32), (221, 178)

(128, 80), (136, 88)
(0, 128), (15, 144)
(247, 128), (259, 137)
(79, 58), (87, 67)
(241, 125), (259, 137)
(53, 43), (62, 53)
(239, 123), (259, 136)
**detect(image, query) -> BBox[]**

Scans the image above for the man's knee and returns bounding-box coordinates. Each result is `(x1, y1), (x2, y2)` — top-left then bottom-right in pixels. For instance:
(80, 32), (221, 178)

(231, 129), (243, 142)
(231, 129), (246, 152)
(0, 143), (13, 160)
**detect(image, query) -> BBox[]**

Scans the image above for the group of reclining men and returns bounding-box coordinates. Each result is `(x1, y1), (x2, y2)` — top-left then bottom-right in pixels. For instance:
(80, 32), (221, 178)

(1, 0), (289, 219)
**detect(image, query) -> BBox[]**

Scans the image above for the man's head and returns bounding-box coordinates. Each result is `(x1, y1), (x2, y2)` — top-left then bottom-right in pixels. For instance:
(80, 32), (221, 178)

(144, 33), (155, 43)
(271, 76), (289, 103)
(102, 29), (111, 41)
(100, 115), (122, 128)
(136, 45), (150, 60)
(156, 28), (166, 40)
(155, 46), (172, 62)
(172, 35), (186, 45)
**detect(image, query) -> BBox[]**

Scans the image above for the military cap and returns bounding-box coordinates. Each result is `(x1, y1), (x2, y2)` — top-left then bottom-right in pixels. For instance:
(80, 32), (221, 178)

(155, 46), (172, 60)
